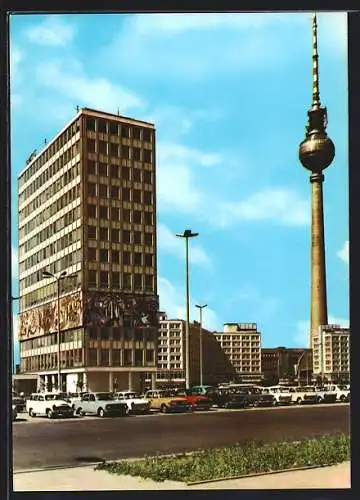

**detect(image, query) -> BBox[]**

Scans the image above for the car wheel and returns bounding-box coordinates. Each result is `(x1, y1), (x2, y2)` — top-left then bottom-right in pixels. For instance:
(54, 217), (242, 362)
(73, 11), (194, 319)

(340, 395), (346, 403)
(273, 400), (278, 407)
(78, 408), (85, 417)
(46, 409), (54, 419)
(317, 397), (323, 404)
(296, 398), (302, 405)
(29, 408), (36, 417)
(98, 408), (105, 418)
(161, 404), (168, 413)
(253, 400), (259, 407)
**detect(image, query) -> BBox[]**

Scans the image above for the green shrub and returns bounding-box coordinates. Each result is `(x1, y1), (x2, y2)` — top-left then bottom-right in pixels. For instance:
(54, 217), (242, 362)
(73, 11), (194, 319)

(96, 434), (350, 483)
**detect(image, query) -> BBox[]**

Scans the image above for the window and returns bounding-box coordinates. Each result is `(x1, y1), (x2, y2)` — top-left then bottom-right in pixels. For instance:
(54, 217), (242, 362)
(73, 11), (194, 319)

(99, 184), (108, 197)
(88, 182), (97, 196)
(145, 254), (153, 267)
(122, 188), (131, 201)
(88, 226), (97, 239)
(144, 212), (152, 225)
(98, 119), (107, 134)
(112, 271), (120, 288)
(99, 141), (107, 155)
(134, 274), (142, 290)
(122, 126), (130, 138)
(110, 165), (120, 177)
(109, 143), (118, 156)
(143, 129), (152, 142)
(99, 163), (108, 176)
(124, 349), (132, 366)
(123, 273), (131, 290)
(134, 253), (142, 266)
(111, 207), (120, 221)
(133, 169), (141, 182)
(101, 349), (109, 366)
(144, 233), (152, 245)
(133, 211), (142, 224)
(88, 248), (97, 261)
(111, 229), (120, 242)
(87, 139), (96, 153)
(123, 209), (131, 223)
(143, 149), (152, 163)
(122, 146), (129, 159)
(144, 191), (152, 205)
(133, 148), (141, 161)
(145, 275), (153, 291)
(88, 270), (97, 288)
(100, 249), (109, 262)
(100, 271), (109, 287)
(88, 348), (97, 366)
(123, 252), (131, 265)
(88, 160), (96, 175)
(134, 231), (142, 244)
(112, 349), (121, 365)
(122, 166), (130, 180)
(143, 171), (152, 184)
(112, 250), (120, 264)
(123, 230), (131, 244)
(100, 227), (109, 241)
(135, 349), (143, 366)
(133, 127), (141, 140)
(99, 205), (108, 219)
(109, 121), (118, 135)
(110, 186), (119, 198)
(86, 118), (96, 131)
(88, 204), (96, 218)
(133, 190), (142, 203)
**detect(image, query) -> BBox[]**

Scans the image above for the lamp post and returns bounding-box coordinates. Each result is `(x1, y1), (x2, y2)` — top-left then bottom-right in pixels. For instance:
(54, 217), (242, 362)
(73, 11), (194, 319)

(42, 270), (67, 392)
(195, 304), (207, 386)
(176, 229), (199, 390)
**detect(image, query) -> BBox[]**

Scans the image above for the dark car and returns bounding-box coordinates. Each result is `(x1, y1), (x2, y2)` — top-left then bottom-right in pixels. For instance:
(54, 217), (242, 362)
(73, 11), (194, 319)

(245, 387), (276, 407)
(212, 388), (249, 409)
(12, 396), (26, 413)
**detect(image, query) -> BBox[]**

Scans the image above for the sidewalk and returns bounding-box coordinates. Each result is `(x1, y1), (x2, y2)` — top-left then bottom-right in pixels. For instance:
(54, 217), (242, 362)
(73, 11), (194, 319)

(13, 461), (351, 490)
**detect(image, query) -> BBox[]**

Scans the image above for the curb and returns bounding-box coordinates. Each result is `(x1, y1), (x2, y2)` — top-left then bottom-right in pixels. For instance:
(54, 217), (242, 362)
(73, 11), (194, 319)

(186, 463), (340, 486)
(13, 461), (106, 475)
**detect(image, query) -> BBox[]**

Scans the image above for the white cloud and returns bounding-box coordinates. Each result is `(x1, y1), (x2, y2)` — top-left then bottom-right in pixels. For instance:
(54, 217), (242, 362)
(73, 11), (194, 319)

(215, 188), (309, 227)
(35, 59), (146, 114)
(11, 246), (18, 279)
(337, 240), (349, 264)
(10, 46), (23, 79)
(25, 16), (76, 46)
(158, 223), (211, 267)
(158, 276), (220, 331)
(294, 315), (350, 347)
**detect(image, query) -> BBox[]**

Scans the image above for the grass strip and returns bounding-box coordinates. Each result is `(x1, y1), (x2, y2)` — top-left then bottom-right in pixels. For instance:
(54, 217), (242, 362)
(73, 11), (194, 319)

(96, 434), (350, 483)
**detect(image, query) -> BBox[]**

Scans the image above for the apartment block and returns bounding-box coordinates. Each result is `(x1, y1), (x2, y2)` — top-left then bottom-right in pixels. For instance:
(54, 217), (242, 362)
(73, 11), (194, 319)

(18, 108), (159, 393)
(261, 347), (312, 386)
(214, 323), (262, 383)
(313, 324), (350, 384)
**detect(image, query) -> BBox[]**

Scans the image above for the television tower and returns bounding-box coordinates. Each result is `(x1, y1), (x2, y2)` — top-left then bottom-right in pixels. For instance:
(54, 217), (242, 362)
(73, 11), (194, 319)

(299, 13), (335, 347)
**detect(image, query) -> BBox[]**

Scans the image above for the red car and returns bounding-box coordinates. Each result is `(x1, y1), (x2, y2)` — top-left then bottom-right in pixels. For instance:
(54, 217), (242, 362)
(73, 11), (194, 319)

(173, 389), (213, 411)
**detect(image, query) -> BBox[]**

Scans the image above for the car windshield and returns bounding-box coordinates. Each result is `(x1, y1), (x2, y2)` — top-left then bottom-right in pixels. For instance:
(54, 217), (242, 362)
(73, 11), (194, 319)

(96, 393), (114, 401)
(279, 388), (290, 393)
(45, 394), (64, 401)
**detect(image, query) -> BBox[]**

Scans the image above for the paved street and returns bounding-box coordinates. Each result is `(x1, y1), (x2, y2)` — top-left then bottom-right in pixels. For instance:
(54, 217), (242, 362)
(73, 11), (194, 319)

(13, 404), (349, 472)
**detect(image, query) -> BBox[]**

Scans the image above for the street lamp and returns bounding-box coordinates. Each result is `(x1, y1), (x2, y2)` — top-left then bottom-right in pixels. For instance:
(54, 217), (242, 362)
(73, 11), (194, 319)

(176, 229), (199, 390)
(42, 270), (67, 392)
(195, 304), (207, 386)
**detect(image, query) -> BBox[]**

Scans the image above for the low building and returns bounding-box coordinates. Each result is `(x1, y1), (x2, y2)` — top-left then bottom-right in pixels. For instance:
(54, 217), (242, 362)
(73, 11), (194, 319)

(146, 315), (237, 388)
(214, 323), (262, 384)
(261, 347), (312, 386)
(312, 324), (350, 384)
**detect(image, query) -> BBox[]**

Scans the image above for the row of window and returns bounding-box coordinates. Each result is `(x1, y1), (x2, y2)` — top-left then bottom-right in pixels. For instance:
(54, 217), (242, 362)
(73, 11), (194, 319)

(87, 139), (152, 163)
(21, 349), (82, 372)
(20, 276), (80, 310)
(87, 326), (156, 341)
(21, 249), (82, 290)
(87, 205), (153, 226)
(88, 161), (152, 181)
(88, 225), (154, 246)
(86, 117), (153, 143)
(87, 347), (154, 367)
(88, 183), (153, 205)
(22, 206), (80, 252)
(87, 247), (153, 267)
(21, 228), (81, 273)
(19, 120), (80, 188)
(87, 270), (154, 291)
(19, 143), (80, 205)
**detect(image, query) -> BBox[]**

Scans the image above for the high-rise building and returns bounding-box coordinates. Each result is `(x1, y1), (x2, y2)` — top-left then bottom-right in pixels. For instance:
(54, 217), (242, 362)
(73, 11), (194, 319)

(214, 323), (262, 383)
(312, 324), (350, 384)
(261, 347), (312, 386)
(298, 14), (336, 347)
(148, 315), (236, 387)
(17, 107), (159, 393)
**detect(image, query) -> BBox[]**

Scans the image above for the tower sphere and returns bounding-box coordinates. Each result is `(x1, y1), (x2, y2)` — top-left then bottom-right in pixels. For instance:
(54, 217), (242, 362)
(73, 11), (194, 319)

(299, 132), (335, 173)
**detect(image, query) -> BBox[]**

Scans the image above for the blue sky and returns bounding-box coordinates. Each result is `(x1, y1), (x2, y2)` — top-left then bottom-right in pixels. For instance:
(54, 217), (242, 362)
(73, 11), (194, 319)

(10, 12), (349, 364)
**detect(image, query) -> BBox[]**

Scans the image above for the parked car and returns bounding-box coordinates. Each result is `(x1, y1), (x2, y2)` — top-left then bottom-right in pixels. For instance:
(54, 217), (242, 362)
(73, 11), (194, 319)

(174, 389), (213, 411)
(314, 386), (337, 404)
(144, 389), (192, 413)
(291, 386), (320, 405)
(26, 393), (74, 419)
(210, 388), (249, 409)
(113, 391), (151, 414)
(73, 392), (128, 418)
(12, 395), (26, 413)
(262, 386), (293, 406)
(245, 386), (276, 407)
(324, 385), (350, 403)
(12, 404), (18, 421)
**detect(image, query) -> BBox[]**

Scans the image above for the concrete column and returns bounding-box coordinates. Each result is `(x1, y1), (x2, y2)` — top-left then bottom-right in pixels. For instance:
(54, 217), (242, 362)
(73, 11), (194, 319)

(151, 372), (156, 390)
(128, 371), (133, 390)
(83, 372), (87, 392)
(51, 375), (56, 392)
(109, 372), (114, 392)
(310, 174), (328, 347)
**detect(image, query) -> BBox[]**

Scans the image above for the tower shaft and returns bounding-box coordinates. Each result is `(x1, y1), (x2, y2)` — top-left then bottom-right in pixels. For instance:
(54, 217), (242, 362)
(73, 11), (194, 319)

(310, 173), (328, 347)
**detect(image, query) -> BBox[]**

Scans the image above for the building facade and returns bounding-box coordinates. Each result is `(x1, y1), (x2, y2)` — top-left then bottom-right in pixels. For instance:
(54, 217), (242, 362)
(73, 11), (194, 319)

(214, 323), (262, 384)
(261, 347), (313, 386)
(18, 108), (159, 393)
(312, 324), (350, 384)
(147, 315), (237, 388)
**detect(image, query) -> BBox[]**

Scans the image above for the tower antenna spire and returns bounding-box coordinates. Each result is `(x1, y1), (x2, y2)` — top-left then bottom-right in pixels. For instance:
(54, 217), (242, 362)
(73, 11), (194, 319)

(312, 13), (321, 109)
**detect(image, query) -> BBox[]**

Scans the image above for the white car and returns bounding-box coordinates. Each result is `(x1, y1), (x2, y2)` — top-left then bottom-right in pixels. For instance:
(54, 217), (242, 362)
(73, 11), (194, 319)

(263, 386), (293, 405)
(26, 393), (73, 419)
(314, 386), (337, 404)
(290, 386), (320, 405)
(324, 385), (350, 403)
(113, 391), (151, 414)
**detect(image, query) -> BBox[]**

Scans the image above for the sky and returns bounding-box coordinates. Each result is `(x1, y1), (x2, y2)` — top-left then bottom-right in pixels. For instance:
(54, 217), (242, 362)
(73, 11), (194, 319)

(9, 12), (349, 365)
